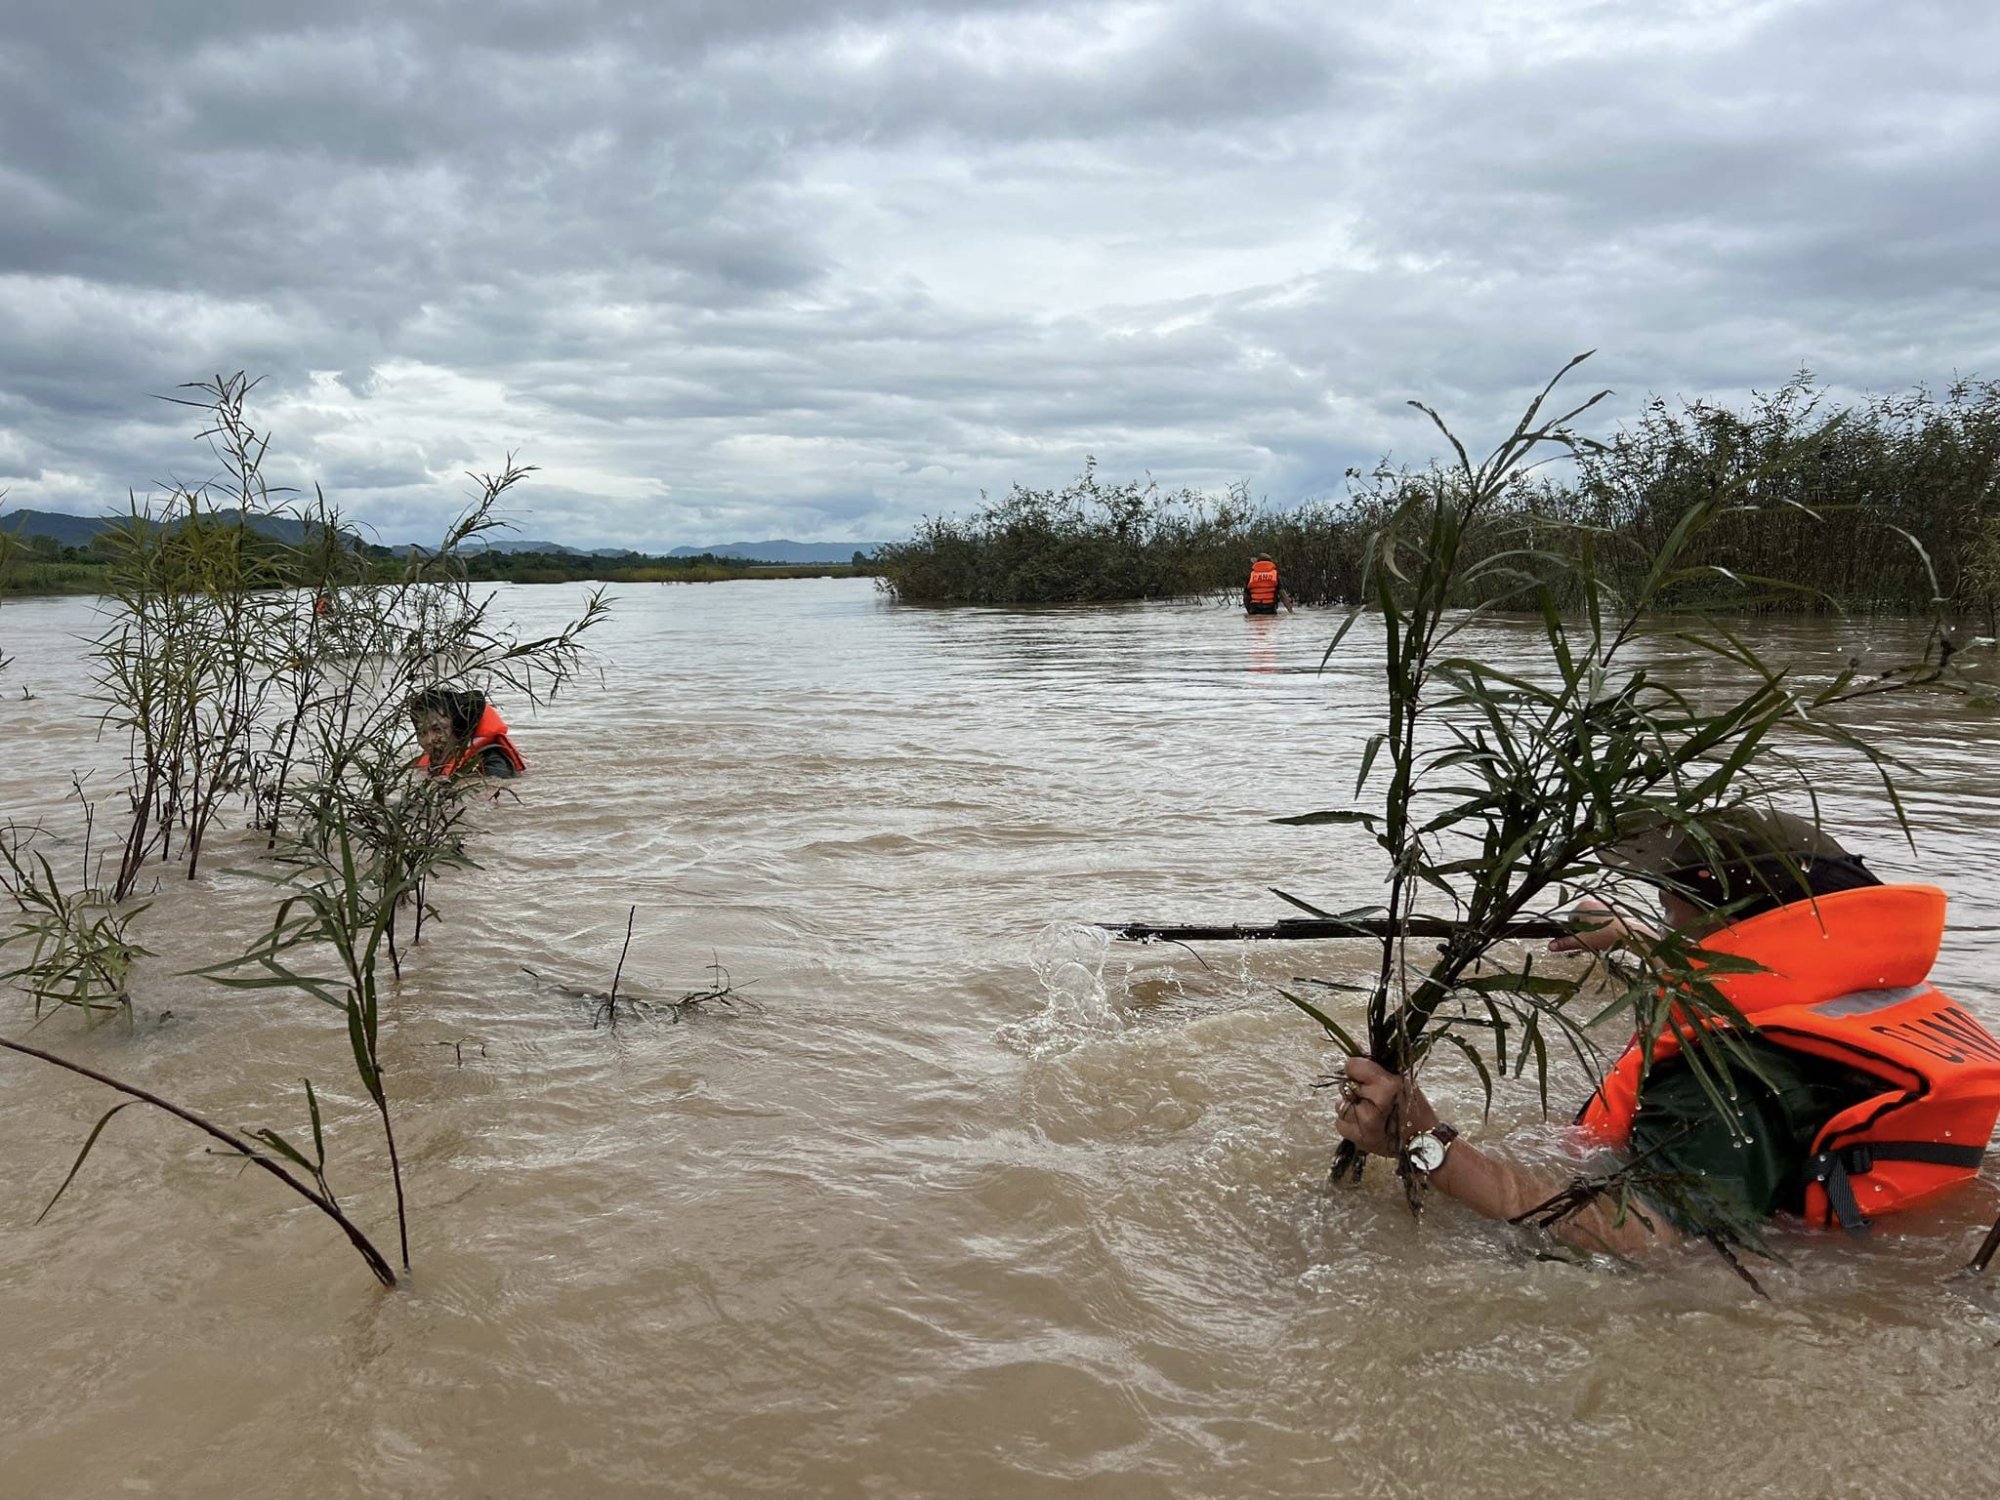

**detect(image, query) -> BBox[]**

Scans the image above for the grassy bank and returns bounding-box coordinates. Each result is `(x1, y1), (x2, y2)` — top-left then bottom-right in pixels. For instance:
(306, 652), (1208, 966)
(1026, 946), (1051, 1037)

(565, 561), (865, 584)
(0, 559), (109, 596)
(875, 375), (2000, 617)
(0, 546), (872, 598)
(459, 553), (870, 587)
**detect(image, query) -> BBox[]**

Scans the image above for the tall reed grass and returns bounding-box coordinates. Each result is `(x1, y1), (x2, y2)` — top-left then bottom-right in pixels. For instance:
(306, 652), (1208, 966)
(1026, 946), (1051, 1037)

(2, 376), (610, 1287)
(876, 374), (2000, 618)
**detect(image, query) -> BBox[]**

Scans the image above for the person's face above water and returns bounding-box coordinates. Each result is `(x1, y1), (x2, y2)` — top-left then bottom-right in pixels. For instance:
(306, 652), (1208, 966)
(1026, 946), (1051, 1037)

(414, 710), (458, 763)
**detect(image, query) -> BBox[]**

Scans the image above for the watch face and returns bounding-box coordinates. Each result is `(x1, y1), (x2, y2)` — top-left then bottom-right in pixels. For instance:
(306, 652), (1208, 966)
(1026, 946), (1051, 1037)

(1408, 1134), (1446, 1172)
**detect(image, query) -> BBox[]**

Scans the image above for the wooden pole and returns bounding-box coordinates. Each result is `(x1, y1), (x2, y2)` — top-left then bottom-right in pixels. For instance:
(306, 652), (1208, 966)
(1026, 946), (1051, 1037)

(1097, 916), (1572, 943)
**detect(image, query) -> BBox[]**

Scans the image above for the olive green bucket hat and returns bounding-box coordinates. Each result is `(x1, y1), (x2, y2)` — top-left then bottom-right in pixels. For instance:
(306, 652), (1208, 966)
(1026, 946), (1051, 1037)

(1607, 807), (1877, 915)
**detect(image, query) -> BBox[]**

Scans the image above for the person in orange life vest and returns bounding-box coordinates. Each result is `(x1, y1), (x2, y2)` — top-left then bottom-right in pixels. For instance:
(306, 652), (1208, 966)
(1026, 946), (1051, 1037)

(1333, 809), (2000, 1254)
(408, 688), (525, 779)
(1244, 554), (1294, 616)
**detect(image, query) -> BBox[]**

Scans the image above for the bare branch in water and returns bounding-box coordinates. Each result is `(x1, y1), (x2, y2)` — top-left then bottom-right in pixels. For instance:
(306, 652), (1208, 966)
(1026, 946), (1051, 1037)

(520, 928), (754, 1030)
(604, 905), (638, 1030)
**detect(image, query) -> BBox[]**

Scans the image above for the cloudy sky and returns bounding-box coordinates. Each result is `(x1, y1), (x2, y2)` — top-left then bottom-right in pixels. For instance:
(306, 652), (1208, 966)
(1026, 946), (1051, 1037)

(1, 0), (1995, 549)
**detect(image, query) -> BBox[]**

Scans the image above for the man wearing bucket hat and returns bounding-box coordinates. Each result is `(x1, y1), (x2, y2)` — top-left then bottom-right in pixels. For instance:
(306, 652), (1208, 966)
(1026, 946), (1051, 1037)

(1564, 807), (1884, 946)
(1333, 806), (2000, 1254)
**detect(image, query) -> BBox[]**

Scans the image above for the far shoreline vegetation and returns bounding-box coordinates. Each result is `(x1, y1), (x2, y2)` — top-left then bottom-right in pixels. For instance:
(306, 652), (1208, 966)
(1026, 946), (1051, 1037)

(0, 530), (878, 598)
(875, 373), (2000, 626)
(6, 372), (1999, 622)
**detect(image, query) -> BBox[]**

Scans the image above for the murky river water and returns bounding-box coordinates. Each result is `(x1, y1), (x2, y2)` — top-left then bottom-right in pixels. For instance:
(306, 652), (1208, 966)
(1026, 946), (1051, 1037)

(4, 578), (2000, 1499)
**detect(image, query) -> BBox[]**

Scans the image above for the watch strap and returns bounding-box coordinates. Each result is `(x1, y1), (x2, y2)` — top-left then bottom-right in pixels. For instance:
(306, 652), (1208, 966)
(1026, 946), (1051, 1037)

(1403, 1123), (1458, 1174)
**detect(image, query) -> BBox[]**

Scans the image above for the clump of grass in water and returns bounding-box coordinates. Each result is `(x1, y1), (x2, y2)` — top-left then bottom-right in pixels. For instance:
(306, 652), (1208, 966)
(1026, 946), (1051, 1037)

(1, 794), (152, 1028)
(90, 376), (305, 899)
(1273, 352), (1987, 1270)
(2, 372), (612, 1288)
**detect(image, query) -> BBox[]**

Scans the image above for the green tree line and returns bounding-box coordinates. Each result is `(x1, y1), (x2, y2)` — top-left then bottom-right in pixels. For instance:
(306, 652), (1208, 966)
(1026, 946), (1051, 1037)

(876, 375), (2000, 620)
(0, 530), (873, 596)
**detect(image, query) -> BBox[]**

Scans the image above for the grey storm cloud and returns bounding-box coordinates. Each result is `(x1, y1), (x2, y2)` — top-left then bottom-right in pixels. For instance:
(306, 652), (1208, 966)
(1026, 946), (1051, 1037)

(2, 0), (1997, 548)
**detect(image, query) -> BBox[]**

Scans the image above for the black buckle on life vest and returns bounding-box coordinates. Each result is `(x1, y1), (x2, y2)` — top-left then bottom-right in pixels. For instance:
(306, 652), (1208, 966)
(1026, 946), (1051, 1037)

(1807, 1141), (1987, 1235)
(1809, 1149), (1872, 1235)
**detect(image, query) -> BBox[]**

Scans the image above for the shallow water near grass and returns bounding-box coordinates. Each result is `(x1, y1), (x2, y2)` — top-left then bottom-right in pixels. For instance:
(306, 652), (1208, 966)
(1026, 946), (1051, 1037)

(3, 577), (1999, 1498)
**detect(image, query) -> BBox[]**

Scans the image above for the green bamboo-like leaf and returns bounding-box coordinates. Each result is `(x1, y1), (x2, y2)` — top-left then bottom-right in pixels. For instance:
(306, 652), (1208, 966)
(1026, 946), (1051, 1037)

(1319, 606), (1363, 672)
(1268, 887), (1338, 919)
(249, 1128), (317, 1174)
(1292, 976), (1372, 995)
(1885, 524), (1944, 603)
(1354, 733), (1386, 797)
(1277, 989), (1361, 1055)
(1269, 809), (1379, 828)
(1437, 1031), (1496, 1118)
(1456, 970), (1578, 1000)
(1513, 1013), (1553, 1112)
(346, 1001), (382, 1102)
(35, 1101), (138, 1224)
(304, 1078), (326, 1170)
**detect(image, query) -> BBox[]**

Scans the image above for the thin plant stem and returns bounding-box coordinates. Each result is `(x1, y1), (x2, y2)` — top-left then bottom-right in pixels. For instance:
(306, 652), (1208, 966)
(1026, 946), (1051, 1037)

(0, 1035), (397, 1288)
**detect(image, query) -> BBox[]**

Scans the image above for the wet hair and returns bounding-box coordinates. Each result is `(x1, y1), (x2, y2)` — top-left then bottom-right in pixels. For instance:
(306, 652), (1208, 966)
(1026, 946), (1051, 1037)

(406, 688), (488, 742)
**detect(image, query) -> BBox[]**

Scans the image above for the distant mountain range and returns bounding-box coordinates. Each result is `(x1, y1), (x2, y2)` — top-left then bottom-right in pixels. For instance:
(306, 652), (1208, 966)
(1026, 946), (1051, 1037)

(3, 509), (889, 564)
(667, 540), (888, 563)
(0, 506), (327, 546)
(460, 538), (640, 557)
(1, 508), (111, 546)
(451, 537), (888, 562)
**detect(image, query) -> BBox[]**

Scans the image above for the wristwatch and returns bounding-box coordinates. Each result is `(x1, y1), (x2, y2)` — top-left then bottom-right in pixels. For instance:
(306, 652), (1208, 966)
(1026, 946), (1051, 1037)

(1404, 1123), (1459, 1174)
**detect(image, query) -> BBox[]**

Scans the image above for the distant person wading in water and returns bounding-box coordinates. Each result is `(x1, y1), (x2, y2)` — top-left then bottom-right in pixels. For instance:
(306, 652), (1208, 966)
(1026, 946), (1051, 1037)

(1334, 809), (2000, 1254)
(409, 689), (526, 779)
(1244, 554), (1295, 615)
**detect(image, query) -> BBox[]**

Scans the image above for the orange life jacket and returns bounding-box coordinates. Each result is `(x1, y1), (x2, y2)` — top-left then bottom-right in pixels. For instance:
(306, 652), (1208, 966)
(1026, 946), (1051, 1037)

(417, 703), (526, 777)
(1246, 560), (1280, 606)
(1576, 885), (2000, 1231)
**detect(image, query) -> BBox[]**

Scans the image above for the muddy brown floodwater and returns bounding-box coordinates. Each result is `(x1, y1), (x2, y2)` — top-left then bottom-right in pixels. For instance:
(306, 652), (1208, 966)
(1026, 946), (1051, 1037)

(4, 578), (2000, 1498)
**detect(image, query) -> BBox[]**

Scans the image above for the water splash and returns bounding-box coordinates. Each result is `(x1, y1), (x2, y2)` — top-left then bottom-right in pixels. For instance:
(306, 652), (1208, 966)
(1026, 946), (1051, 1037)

(996, 921), (1126, 1055)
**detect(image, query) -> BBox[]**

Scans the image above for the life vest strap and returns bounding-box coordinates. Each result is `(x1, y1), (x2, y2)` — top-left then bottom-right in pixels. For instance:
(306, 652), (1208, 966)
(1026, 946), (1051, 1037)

(1808, 1141), (1987, 1234)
